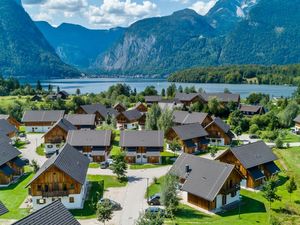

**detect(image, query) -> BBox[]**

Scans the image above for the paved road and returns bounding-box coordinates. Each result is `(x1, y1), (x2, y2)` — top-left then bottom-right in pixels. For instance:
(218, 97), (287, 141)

(86, 166), (171, 225)
(21, 134), (46, 166)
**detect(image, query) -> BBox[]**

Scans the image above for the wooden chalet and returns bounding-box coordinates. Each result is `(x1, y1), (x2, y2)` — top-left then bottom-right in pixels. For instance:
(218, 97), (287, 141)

(239, 104), (265, 116)
(22, 110), (65, 133)
(166, 123), (209, 154)
(144, 95), (162, 106)
(0, 114), (21, 129)
(204, 117), (234, 146)
(134, 102), (148, 113)
(175, 93), (201, 106)
(170, 153), (242, 211)
(158, 99), (184, 112)
(30, 95), (42, 102)
(293, 115), (300, 134)
(43, 119), (77, 156)
(113, 103), (127, 113)
(116, 109), (146, 130)
(217, 141), (280, 189)
(12, 200), (79, 225)
(173, 110), (212, 127)
(64, 114), (96, 130)
(0, 119), (18, 138)
(120, 130), (164, 164)
(0, 143), (26, 186)
(57, 91), (69, 99)
(76, 104), (118, 124)
(26, 144), (89, 210)
(67, 130), (112, 162)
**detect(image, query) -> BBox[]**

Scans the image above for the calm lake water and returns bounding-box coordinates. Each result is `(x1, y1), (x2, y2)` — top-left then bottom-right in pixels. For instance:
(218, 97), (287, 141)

(41, 78), (296, 98)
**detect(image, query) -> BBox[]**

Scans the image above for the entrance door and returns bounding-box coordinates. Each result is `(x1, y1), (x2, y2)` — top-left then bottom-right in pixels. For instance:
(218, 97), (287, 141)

(222, 195), (227, 206)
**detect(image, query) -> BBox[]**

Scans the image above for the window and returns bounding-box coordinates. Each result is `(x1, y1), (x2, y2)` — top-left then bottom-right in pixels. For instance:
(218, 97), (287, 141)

(44, 184), (49, 192)
(37, 185), (42, 191)
(48, 145), (53, 148)
(69, 197), (75, 203)
(231, 191), (237, 198)
(70, 184), (75, 190)
(37, 199), (46, 204)
(63, 183), (67, 191)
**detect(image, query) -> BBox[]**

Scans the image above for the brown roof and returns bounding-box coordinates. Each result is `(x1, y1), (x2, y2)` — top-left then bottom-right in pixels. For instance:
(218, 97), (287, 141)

(239, 104), (264, 113)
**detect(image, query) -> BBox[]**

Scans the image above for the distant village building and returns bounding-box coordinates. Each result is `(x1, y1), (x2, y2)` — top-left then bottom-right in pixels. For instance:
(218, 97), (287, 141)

(217, 141), (280, 189)
(293, 115), (300, 134)
(116, 109), (146, 130)
(43, 119), (77, 155)
(57, 91), (69, 100)
(158, 99), (183, 112)
(170, 153), (242, 211)
(22, 110), (65, 133)
(0, 119), (18, 138)
(173, 110), (212, 127)
(239, 104), (265, 116)
(30, 95), (42, 102)
(134, 102), (148, 113)
(67, 130), (112, 162)
(0, 114), (21, 129)
(64, 114), (96, 130)
(27, 144), (89, 210)
(166, 123), (208, 154)
(120, 130), (164, 164)
(113, 103), (127, 113)
(144, 96), (162, 106)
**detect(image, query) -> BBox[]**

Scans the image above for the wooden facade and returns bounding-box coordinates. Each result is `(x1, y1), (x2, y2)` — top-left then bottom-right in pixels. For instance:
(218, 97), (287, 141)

(76, 107), (104, 124)
(122, 146), (162, 164)
(135, 103), (148, 113)
(6, 116), (21, 129)
(77, 145), (111, 162)
(29, 166), (82, 197)
(205, 122), (232, 145)
(44, 126), (68, 144)
(116, 113), (146, 128)
(0, 162), (24, 185)
(114, 104), (126, 113)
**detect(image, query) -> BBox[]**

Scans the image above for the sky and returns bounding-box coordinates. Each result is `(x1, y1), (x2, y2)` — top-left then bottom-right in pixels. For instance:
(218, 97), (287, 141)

(21, 0), (218, 29)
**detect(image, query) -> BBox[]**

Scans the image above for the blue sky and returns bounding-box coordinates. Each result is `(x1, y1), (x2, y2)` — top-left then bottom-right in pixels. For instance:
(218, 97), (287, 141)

(22, 0), (217, 29)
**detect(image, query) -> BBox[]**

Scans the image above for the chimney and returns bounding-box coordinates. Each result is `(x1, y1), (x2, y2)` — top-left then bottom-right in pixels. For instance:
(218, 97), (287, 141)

(185, 164), (191, 173)
(56, 149), (59, 155)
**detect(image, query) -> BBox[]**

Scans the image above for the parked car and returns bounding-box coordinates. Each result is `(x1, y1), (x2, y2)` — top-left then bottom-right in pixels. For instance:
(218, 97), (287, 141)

(249, 134), (259, 139)
(148, 193), (161, 205)
(145, 206), (165, 215)
(19, 133), (26, 138)
(98, 198), (122, 210)
(21, 157), (29, 165)
(106, 158), (114, 165)
(100, 161), (109, 169)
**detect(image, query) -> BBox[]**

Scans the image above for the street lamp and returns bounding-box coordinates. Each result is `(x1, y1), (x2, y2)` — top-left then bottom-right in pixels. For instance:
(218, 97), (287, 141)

(238, 195), (243, 219)
(146, 178), (149, 203)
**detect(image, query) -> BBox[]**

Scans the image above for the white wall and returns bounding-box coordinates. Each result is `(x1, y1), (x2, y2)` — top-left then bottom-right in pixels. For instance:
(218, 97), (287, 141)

(215, 191), (240, 210)
(209, 138), (225, 146)
(25, 126), (51, 133)
(44, 143), (61, 154)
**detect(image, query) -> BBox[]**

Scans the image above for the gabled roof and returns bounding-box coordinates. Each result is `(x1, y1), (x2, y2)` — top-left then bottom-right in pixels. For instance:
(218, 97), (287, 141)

(239, 104), (264, 113)
(145, 96), (162, 102)
(121, 109), (143, 121)
(200, 93), (240, 103)
(230, 141), (278, 169)
(294, 115), (300, 124)
(67, 130), (112, 146)
(171, 123), (208, 141)
(43, 119), (76, 137)
(27, 144), (89, 187)
(0, 142), (21, 166)
(12, 200), (79, 225)
(173, 110), (209, 125)
(80, 104), (107, 115)
(0, 133), (12, 144)
(58, 90), (69, 96)
(114, 102), (126, 110)
(170, 153), (235, 202)
(0, 201), (8, 216)
(205, 117), (231, 133)
(175, 93), (199, 102)
(22, 110), (65, 123)
(120, 130), (164, 147)
(0, 119), (17, 135)
(64, 114), (96, 126)
(158, 102), (183, 112)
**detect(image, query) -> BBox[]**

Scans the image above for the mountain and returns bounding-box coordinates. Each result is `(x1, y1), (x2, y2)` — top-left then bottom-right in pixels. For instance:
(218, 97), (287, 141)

(98, 9), (219, 75)
(35, 22), (125, 70)
(0, 0), (80, 79)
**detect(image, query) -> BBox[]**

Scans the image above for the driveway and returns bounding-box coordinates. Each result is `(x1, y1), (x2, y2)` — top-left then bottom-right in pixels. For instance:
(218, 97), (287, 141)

(84, 166), (171, 225)
(21, 134), (46, 166)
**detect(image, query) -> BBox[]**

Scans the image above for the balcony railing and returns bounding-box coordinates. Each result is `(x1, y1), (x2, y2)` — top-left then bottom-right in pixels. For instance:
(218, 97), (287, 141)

(42, 190), (68, 197)
(220, 184), (240, 195)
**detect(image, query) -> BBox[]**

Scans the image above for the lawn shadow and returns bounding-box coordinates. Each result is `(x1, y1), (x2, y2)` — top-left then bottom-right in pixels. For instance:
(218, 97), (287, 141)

(127, 176), (144, 183)
(277, 174), (289, 187)
(175, 205), (211, 220)
(272, 207), (299, 216)
(294, 200), (300, 205)
(0, 173), (31, 191)
(218, 195), (266, 217)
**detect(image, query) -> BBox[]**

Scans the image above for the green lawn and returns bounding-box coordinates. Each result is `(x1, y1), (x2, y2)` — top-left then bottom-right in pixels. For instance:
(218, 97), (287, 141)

(282, 132), (300, 143)
(36, 144), (45, 156)
(130, 164), (169, 170)
(0, 173), (33, 220)
(14, 140), (27, 150)
(71, 175), (127, 219)
(89, 163), (100, 168)
(148, 147), (300, 225)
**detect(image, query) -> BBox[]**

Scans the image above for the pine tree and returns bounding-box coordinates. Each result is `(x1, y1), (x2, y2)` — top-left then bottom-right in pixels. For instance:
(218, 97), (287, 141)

(286, 177), (297, 202)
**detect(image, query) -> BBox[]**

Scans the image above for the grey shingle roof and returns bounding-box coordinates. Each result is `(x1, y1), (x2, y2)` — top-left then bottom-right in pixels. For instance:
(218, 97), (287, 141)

(122, 109), (143, 121)
(175, 93), (199, 102)
(239, 105), (263, 113)
(158, 102), (183, 112)
(27, 144), (89, 187)
(12, 200), (79, 225)
(173, 110), (209, 125)
(80, 104), (119, 118)
(172, 123), (208, 140)
(0, 133), (12, 144)
(230, 141), (278, 169)
(0, 142), (21, 166)
(0, 119), (17, 135)
(43, 119), (76, 138)
(67, 130), (112, 146)
(170, 153), (234, 202)
(120, 130), (164, 147)
(114, 103), (126, 110)
(64, 114), (96, 126)
(206, 117), (231, 133)
(145, 96), (162, 102)
(22, 110), (65, 123)
(200, 93), (240, 103)
(0, 201), (8, 216)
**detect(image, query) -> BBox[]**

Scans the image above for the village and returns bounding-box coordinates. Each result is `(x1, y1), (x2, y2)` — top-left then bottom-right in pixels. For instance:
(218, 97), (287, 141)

(0, 84), (300, 225)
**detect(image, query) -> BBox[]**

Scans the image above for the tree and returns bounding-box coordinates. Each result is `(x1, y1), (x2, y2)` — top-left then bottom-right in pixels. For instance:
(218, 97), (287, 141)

(275, 138), (283, 149)
(161, 88), (166, 97)
(208, 97), (221, 115)
(76, 88), (81, 95)
(111, 152), (127, 181)
(96, 199), (113, 225)
(168, 139), (181, 156)
(209, 145), (218, 157)
(158, 109), (174, 133)
(135, 211), (164, 225)
(47, 84), (53, 93)
(30, 160), (39, 173)
(145, 104), (161, 130)
(111, 115), (117, 129)
(166, 84), (177, 98)
(56, 86), (60, 93)
(249, 124), (259, 134)
(224, 88), (231, 93)
(143, 86), (158, 96)
(286, 177), (297, 202)
(161, 174), (179, 219)
(36, 80), (42, 92)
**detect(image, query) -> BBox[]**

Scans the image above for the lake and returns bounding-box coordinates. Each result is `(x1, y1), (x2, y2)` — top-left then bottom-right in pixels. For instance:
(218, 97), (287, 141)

(41, 78), (296, 98)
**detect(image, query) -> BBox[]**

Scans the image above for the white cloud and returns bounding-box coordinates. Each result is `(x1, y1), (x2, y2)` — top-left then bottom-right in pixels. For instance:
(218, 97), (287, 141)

(190, 0), (217, 15)
(85, 0), (157, 28)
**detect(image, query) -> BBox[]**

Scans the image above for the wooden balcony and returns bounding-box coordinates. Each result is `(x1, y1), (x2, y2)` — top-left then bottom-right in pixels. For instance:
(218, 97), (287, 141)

(42, 190), (69, 197)
(220, 184), (240, 195)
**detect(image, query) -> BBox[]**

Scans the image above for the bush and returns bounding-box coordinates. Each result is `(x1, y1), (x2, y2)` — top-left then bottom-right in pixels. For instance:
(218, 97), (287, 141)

(275, 138), (284, 149)
(249, 124), (259, 134)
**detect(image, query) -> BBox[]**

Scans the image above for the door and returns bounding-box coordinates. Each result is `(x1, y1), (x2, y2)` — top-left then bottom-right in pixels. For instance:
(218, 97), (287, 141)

(222, 195), (227, 206)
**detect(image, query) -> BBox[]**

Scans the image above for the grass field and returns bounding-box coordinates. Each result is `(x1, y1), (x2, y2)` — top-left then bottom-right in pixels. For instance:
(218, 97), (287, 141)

(282, 132), (300, 143)
(35, 144), (45, 156)
(89, 163), (100, 168)
(147, 147), (300, 225)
